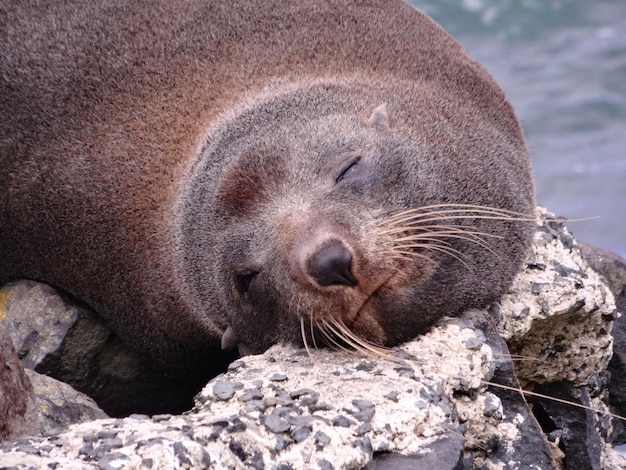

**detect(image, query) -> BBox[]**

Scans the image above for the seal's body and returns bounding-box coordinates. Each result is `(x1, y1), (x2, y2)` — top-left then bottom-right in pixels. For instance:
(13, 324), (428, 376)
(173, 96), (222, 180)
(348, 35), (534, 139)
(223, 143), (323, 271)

(0, 0), (535, 373)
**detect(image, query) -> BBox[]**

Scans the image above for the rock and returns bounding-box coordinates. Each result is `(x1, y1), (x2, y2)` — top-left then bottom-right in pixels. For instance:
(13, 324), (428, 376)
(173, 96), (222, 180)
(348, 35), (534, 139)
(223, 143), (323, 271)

(579, 243), (626, 318)
(528, 381), (606, 470)
(495, 209), (615, 386)
(0, 317), (106, 440)
(25, 369), (108, 435)
(0, 281), (82, 369)
(465, 309), (558, 469)
(0, 313), (554, 468)
(364, 434), (465, 470)
(0, 326), (38, 441)
(0, 279), (235, 417)
(2, 319), (524, 469)
(577, 242), (626, 444)
(490, 210), (619, 469)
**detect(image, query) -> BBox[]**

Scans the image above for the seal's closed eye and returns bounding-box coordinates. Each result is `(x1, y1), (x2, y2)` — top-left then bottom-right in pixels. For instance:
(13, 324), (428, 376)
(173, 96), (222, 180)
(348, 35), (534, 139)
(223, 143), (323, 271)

(334, 156), (361, 183)
(235, 268), (259, 300)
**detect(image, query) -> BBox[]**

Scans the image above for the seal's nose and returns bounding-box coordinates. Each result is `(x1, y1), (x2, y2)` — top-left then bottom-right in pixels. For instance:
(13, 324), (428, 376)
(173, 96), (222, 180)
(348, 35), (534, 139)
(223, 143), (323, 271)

(309, 242), (358, 287)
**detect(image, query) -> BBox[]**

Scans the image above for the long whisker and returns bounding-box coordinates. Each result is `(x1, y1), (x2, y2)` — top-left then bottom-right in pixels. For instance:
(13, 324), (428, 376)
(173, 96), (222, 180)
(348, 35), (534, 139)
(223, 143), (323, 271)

(393, 242), (472, 268)
(375, 204), (536, 224)
(390, 232), (499, 257)
(376, 224), (502, 240)
(385, 236), (453, 247)
(326, 317), (399, 361)
(323, 319), (363, 353)
(378, 249), (434, 264)
(311, 310), (318, 351)
(381, 214), (532, 230)
(317, 319), (353, 354)
(300, 316), (313, 359)
(375, 214), (505, 261)
(409, 203), (535, 216)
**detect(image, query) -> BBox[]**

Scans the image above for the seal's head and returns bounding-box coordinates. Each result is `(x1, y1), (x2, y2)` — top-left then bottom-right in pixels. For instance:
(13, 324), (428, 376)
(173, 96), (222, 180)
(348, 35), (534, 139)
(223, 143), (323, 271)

(177, 80), (535, 355)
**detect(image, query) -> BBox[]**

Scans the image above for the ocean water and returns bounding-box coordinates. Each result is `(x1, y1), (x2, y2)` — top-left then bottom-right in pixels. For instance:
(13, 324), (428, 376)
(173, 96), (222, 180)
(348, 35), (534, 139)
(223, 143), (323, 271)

(409, 0), (626, 258)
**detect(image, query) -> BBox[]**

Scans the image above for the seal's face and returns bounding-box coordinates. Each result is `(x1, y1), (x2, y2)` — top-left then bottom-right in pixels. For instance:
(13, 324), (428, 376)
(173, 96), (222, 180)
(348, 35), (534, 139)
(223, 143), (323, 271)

(218, 139), (437, 353)
(203, 104), (429, 353)
(179, 85), (535, 356)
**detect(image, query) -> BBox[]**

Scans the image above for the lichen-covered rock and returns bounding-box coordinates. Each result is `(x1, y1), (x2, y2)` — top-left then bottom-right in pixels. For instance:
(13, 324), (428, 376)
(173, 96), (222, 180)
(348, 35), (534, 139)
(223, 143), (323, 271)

(494, 208), (616, 385)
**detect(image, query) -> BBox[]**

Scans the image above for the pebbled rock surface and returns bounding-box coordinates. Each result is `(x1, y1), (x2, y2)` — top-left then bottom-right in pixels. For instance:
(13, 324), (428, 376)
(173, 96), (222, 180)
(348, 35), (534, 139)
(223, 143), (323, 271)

(0, 207), (625, 469)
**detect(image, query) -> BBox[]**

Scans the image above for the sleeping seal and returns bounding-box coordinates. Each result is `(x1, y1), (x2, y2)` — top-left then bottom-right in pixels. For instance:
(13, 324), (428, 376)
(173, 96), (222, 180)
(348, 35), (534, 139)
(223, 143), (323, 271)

(0, 0), (535, 375)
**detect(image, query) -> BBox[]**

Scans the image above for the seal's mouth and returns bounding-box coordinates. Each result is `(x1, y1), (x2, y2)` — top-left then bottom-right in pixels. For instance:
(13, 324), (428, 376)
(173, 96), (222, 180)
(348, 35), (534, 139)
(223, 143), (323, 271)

(351, 271), (395, 322)
(303, 269), (398, 353)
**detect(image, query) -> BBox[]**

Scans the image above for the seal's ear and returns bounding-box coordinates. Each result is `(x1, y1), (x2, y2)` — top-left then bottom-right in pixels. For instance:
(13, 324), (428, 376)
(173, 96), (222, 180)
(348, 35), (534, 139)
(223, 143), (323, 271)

(367, 103), (390, 129)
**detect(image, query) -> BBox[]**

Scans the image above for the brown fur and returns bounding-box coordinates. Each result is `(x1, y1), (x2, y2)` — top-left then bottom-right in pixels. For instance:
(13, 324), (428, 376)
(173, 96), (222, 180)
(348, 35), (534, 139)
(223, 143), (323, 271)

(0, 0), (535, 374)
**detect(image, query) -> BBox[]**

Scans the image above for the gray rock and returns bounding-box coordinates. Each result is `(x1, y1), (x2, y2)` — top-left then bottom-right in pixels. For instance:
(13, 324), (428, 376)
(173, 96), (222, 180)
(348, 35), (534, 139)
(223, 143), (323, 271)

(364, 434), (465, 470)
(1, 281), (82, 370)
(290, 426), (311, 443)
(212, 380), (243, 400)
(25, 369), (108, 435)
(578, 242), (626, 444)
(263, 414), (290, 433)
(529, 381), (605, 470)
(465, 309), (557, 469)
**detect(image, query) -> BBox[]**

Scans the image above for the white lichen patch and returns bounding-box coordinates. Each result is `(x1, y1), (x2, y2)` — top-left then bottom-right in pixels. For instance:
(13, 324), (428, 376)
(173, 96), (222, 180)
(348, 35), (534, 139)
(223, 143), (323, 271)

(496, 208), (616, 384)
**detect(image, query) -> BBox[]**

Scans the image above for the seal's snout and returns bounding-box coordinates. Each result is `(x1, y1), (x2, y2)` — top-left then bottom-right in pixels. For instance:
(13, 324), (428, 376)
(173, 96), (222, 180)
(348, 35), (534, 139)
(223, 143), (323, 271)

(308, 241), (357, 287)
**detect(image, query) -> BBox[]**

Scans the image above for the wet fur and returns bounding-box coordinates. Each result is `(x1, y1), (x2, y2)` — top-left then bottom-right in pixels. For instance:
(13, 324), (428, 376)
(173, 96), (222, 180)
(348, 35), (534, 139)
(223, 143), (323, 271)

(0, 0), (535, 374)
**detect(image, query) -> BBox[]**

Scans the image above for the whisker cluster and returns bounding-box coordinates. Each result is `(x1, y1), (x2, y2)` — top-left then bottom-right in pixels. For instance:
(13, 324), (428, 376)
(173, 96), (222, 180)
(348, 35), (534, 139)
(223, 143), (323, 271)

(371, 203), (536, 267)
(298, 309), (398, 361)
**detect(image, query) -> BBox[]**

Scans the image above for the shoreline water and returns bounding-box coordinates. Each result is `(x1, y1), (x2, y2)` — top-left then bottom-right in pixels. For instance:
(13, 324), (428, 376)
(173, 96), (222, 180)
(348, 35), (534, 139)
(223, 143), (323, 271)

(411, 0), (626, 258)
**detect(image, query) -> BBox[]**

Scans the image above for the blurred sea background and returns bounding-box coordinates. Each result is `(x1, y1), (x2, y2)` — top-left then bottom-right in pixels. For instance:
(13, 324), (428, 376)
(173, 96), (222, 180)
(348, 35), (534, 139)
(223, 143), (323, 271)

(409, 0), (626, 259)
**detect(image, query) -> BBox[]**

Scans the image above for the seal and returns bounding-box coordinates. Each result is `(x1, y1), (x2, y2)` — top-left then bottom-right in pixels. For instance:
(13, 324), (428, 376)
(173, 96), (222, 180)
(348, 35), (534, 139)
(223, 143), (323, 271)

(0, 0), (535, 375)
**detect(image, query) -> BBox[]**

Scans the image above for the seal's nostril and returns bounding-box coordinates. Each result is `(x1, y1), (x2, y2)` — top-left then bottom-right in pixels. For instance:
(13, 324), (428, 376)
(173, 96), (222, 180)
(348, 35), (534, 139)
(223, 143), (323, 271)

(309, 242), (358, 287)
